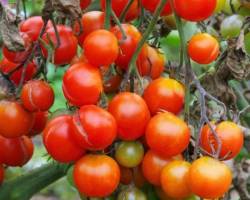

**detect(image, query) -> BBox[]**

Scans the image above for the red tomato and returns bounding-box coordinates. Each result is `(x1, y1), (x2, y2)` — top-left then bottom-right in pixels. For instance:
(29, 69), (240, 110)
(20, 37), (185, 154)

(21, 80), (54, 112)
(200, 121), (243, 160)
(141, 0), (172, 16)
(71, 105), (117, 150)
(173, 0), (216, 21)
(0, 100), (34, 138)
(111, 24), (141, 70)
(80, 0), (91, 9)
(120, 166), (133, 185)
(146, 112), (190, 157)
(75, 11), (105, 46)
(100, 0), (139, 21)
(3, 32), (32, 63)
(41, 25), (78, 65)
(103, 73), (123, 93)
(0, 165), (4, 184)
(108, 92), (150, 140)
(0, 57), (37, 86)
(0, 135), (33, 166)
(62, 62), (103, 107)
(43, 115), (85, 163)
(83, 29), (119, 67)
(137, 44), (165, 79)
(143, 78), (185, 115)
(142, 150), (182, 186)
(29, 111), (48, 136)
(73, 154), (120, 197)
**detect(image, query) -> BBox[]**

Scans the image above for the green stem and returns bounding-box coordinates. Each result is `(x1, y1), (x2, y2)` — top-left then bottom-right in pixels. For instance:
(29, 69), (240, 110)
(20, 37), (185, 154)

(104, 0), (112, 29)
(111, 10), (127, 40)
(119, 0), (134, 22)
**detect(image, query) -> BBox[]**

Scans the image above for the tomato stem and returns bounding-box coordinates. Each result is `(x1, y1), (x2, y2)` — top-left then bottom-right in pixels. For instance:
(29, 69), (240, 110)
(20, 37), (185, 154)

(111, 10), (127, 40)
(104, 0), (112, 29)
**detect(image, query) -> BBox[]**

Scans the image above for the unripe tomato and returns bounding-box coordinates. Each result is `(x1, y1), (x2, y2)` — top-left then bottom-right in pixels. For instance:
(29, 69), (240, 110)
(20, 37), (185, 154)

(117, 187), (147, 200)
(215, 0), (226, 12)
(137, 45), (165, 79)
(115, 141), (144, 168)
(62, 62), (103, 107)
(0, 100), (34, 138)
(146, 112), (190, 157)
(28, 111), (48, 136)
(188, 33), (219, 64)
(141, 0), (172, 16)
(100, 0), (139, 21)
(223, 0), (241, 13)
(111, 24), (141, 70)
(0, 135), (33, 166)
(245, 32), (250, 55)
(142, 150), (182, 186)
(80, 0), (91, 9)
(161, 160), (191, 199)
(73, 154), (120, 197)
(43, 115), (85, 163)
(108, 92), (150, 140)
(0, 57), (37, 86)
(21, 80), (54, 112)
(173, 0), (216, 21)
(143, 78), (184, 115)
(83, 29), (119, 67)
(0, 165), (4, 184)
(72, 105), (117, 150)
(75, 11), (105, 46)
(188, 156), (232, 199)
(120, 166), (133, 185)
(41, 25), (78, 65)
(201, 121), (243, 160)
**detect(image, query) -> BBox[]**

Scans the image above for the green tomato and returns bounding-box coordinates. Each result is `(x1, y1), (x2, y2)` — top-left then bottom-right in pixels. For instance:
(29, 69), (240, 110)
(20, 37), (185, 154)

(220, 15), (244, 39)
(115, 141), (144, 168)
(215, 0), (226, 12)
(245, 32), (250, 55)
(223, 0), (241, 13)
(117, 188), (147, 200)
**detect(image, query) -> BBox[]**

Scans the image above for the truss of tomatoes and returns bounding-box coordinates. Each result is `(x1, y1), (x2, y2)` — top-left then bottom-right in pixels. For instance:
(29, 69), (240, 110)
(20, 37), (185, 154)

(0, 0), (246, 199)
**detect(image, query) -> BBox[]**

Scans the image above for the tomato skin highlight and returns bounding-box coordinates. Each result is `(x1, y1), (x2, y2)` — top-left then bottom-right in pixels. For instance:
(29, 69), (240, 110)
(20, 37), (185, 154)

(141, 0), (172, 16)
(73, 154), (120, 197)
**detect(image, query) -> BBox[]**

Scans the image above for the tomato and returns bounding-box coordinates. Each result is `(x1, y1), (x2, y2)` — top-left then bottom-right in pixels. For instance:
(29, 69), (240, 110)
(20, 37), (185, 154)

(41, 25), (78, 65)
(137, 45), (165, 79)
(100, 0), (139, 21)
(161, 160), (191, 199)
(43, 115), (85, 163)
(141, 0), (172, 16)
(0, 100), (34, 138)
(188, 156), (232, 198)
(142, 150), (182, 186)
(188, 33), (219, 64)
(108, 92), (150, 140)
(62, 62), (103, 107)
(0, 135), (33, 166)
(115, 141), (144, 168)
(71, 105), (117, 150)
(223, 0), (241, 14)
(120, 166), (133, 185)
(214, 0), (226, 12)
(162, 15), (177, 29)
(83, 29), (119, 67)
(200, 121), (243, 160)
(80, 0), (91, 9)
(117, 187), (147, 200)
(73, 154), (120, 197)
(173, 0), (216, 22)
(29, 111), (48, 136)
(21, 80), (54, 112)
(245, 32), (250, 55)
(0, 165), (4, 184)
(146, 112), (190, 157)
(0, 57), (37, 86)
(103, 73), (123, 93)
(143, 78), (184, 115)
(111, 24), (141, 70)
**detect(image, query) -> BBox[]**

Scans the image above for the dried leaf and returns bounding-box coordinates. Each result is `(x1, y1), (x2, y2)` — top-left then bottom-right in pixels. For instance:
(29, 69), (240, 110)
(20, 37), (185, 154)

(0, 72), (15, 100)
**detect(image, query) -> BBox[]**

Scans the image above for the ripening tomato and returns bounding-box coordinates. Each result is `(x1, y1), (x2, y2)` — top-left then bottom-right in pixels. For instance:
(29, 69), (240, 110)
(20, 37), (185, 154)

(200, 121), (243, 160)
(0, 57), (37, 86)
(143, 78), (184, 115)
(111, 24), (141, 70)
(120, 166), (133, 185)
(74, 154), (120, 197)
(83, 29), (119, 67)
(43, 115), (85, 163)
(188, 33), (219, 64)
(137, 45), (165, 79)
(188, 156), (232, 199)
(21, 80), (54, 112)
(80, 0), (91, 9)
(0, 165), (4, 184)
(41, 25), (78, 65)
(161, 160), (191, 199)
(108, 92), (150, 140)
(62, 62), (103, 107)
(71, 105), (117, 150)
(142, 150), (183, 186)
(117, 188), (147, 200)
(100, 0), (139, 21)
(146, 112), (190, 157)
(214, 0), (226, 12)
(0, 100), (34, 138)
(141, 0), (172, 16)
(173, 0), (216, 21)
(29, 111), (48, 136)
(0, 135), (33, 166)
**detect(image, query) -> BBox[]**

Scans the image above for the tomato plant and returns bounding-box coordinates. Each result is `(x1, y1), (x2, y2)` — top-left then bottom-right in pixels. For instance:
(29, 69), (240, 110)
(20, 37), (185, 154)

(0, 165), (4, 185)
(141, 0), (172, 16)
